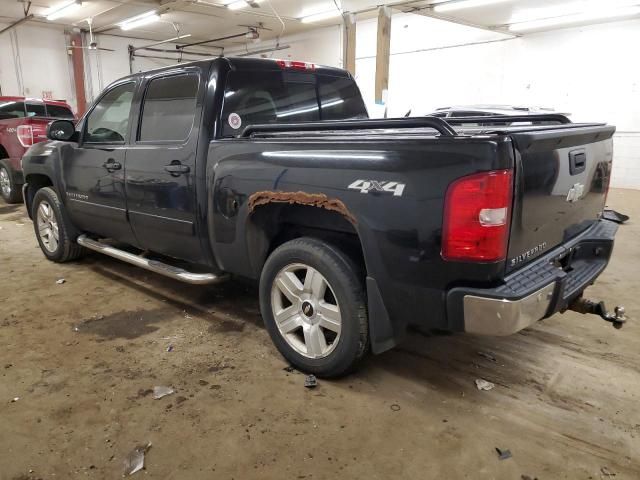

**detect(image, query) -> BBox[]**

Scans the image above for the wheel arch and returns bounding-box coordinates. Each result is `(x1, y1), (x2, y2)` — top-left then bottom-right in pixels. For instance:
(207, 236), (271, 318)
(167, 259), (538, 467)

(23, 173), (54, 219)
(247, 202), (396, 355)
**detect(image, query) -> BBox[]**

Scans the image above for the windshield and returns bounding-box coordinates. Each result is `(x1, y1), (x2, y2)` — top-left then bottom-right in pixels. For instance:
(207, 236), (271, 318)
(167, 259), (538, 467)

(221, 70), (367, 137)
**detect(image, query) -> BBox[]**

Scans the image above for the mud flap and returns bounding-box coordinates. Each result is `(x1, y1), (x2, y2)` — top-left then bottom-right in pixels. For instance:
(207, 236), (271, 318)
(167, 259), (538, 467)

(366, 277), (398, 354)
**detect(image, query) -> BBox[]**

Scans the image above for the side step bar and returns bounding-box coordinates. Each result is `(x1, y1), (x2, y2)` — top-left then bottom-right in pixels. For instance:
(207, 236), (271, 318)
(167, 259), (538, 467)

(77, 235), (228, 285)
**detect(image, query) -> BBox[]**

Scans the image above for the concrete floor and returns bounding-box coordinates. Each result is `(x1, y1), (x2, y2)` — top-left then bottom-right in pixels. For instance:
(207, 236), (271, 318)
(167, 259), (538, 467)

(0, 189), (639, 480)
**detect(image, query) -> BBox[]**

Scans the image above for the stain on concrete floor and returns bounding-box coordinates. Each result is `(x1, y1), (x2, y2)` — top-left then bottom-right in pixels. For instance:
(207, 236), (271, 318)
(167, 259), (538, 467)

(0, 189), (639, 479)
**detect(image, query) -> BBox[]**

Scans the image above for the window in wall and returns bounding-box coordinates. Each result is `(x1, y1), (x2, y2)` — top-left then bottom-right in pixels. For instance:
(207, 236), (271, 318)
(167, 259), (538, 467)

(139, 74), (199, 142)
(85, 83), (135, 144)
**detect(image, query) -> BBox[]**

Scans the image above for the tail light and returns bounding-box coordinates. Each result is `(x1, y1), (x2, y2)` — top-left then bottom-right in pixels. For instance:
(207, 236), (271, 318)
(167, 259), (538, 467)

(275, 59), (315, 71)
(16, 125), (34, 147)
(16, 123), (48, 148)
(442, 169), (513, 262)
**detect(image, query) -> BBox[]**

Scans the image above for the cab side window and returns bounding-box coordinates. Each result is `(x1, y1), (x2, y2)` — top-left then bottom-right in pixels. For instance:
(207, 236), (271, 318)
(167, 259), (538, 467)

(26, 103), (46, 117)
(138, 74), (199, 142)
(0, 101), (25, 119)
(85, 83), (135, 144)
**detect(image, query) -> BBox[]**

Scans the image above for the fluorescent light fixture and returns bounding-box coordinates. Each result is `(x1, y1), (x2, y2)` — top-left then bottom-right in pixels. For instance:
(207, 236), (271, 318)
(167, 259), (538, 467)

(300, 9), (342, 23)
(509, 5), (640, 32)
(434, 0), (511, 13)
(119, 10), (160, 31)
(227, 0), (249, 10)
(46, 0), (82, 21)
(226, 0), (262, 10)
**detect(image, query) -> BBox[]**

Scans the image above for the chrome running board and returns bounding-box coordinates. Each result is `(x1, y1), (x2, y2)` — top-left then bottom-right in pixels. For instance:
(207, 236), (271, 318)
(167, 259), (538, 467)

(77, 234), (228, 285)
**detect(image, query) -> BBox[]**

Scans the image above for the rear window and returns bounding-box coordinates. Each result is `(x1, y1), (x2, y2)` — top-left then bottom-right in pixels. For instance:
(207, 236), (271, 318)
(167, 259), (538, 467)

(46, 104), (74, 118)
(221, 70), (367, 137)
(139, 73), (199, 142)
(0, 100), (25, 119)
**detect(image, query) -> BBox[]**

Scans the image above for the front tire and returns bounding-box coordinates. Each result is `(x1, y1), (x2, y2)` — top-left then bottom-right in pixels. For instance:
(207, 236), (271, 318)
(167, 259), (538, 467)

(259, 237), (369, 378)
(32, 187), (84, 262)
(0, 162), (22, 203)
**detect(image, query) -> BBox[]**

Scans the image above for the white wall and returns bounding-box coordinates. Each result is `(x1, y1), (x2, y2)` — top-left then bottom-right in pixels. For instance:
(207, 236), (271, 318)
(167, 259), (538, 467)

(352, 13), (640, 189)
(0, 22), (74, 106)
(1, 16), (637, 188)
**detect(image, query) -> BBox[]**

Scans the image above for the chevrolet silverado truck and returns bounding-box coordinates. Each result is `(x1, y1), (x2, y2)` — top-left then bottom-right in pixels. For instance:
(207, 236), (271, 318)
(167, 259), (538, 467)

(0, 97), (75, 203)
(20, 57), (625, 377)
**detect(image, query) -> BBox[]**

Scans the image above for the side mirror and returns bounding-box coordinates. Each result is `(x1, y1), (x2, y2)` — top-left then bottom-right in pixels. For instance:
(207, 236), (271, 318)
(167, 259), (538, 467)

(47, 120), (77, 141)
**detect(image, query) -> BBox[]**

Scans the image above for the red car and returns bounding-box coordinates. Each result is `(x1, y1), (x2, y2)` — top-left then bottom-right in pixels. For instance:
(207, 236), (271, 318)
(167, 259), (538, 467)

(0, 97), (75, 203)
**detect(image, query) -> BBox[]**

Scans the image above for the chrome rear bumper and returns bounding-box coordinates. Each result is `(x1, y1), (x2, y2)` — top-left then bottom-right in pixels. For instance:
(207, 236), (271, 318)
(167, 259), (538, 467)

(463, 283), (555, 336)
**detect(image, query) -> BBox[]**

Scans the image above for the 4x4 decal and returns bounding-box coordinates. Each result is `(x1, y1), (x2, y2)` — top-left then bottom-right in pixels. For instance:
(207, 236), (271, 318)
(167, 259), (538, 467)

(348, 180), (406, 197)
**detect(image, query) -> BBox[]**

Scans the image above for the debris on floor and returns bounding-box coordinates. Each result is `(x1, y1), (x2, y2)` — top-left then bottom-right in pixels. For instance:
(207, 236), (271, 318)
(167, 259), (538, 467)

(304, 375), (317, 388)
(475, 379), (495, 391)
(495, 447), (512, 460)
(56, 278), (66, 284)
(390, 404), (401, 412)
(601, 466), (616, 477)
(283, 365), (295, 373)
(152, 386), (175, 399)
(11, 397), (19, 402)
(603, 209), (629, 224)
(166, 344), (173, 352)
(521, 475), (538, 480)
(477, 351), (497, 362)
(123, 442), (152, 476)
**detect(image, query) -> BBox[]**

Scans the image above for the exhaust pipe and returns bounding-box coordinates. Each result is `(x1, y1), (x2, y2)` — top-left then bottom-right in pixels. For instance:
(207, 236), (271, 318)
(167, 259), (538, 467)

(568, 297), (626, 329)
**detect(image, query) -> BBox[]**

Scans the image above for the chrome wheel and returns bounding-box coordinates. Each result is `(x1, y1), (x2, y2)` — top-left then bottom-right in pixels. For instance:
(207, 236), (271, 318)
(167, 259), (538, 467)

(0, 167), (10, 198)
(36, 200), (59, 253)
(271, 263), (342, 359)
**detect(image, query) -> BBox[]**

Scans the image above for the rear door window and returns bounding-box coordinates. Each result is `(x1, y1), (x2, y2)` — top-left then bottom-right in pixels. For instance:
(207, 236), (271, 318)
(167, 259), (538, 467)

(46, 104), (74, 118)
(26, 103), (46, 117)
(221, 70), (367, 137)
(0, 100), (25, 119)
(138, 73), (199, 142)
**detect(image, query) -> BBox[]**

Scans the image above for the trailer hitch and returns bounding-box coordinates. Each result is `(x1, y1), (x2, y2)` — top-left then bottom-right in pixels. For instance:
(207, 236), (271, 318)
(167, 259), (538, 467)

(568, 297), (627, 329)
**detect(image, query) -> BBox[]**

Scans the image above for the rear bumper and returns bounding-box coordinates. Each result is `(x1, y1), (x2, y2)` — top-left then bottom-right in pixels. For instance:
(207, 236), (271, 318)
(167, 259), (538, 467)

(447, 219), (618, 336)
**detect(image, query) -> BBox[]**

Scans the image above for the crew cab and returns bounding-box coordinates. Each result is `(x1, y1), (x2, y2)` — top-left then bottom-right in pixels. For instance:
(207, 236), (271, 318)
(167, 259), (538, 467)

(20, 57), (624, 377)
(0, 97), (75, 202)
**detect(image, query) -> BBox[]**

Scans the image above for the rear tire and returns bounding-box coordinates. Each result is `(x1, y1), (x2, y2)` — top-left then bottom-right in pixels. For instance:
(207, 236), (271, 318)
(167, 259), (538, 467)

(259, 237), (369, 378)
(32, 187), (84, 262)
(0, 162), (22, 204)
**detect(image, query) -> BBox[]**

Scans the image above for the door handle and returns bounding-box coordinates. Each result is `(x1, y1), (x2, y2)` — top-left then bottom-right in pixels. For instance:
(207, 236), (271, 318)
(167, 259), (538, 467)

(103, 159), (122, 171)
(164, 162), (190, 176)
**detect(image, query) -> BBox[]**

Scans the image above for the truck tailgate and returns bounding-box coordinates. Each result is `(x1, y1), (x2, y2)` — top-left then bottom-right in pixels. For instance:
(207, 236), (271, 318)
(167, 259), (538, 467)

(506, 124), (616, 272)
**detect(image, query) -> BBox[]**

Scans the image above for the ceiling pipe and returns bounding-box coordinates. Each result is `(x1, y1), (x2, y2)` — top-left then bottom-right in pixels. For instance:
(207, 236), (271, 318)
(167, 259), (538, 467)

(176, 30), (249, 49)
(0, 14), (34, 35)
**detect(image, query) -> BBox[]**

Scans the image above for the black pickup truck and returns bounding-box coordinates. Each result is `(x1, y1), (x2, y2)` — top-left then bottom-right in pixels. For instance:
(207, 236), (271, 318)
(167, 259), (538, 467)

(21, 57), (625, 377)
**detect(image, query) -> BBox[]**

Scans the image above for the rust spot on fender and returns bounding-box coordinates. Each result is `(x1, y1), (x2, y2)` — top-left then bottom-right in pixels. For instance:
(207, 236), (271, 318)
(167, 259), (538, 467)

(248, 190), (357, 225)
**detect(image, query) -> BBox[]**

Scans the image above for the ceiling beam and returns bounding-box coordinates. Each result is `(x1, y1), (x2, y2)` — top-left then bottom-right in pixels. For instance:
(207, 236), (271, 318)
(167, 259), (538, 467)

(342, 13), (356, 76)
(375, 6), (392, 104)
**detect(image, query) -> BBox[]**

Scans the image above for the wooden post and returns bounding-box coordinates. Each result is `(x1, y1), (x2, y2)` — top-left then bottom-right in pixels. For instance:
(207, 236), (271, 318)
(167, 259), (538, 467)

(375, 6), (391, 105)
(69, 32), (88, 116)
(342, 13), (356, 76)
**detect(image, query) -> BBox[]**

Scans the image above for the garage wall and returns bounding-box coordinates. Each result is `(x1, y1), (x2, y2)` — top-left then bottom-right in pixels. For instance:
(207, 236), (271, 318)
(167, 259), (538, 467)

(0, 22), (74, 106)
(352, 13), (640, 189)
(0, 20), (342, 111)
